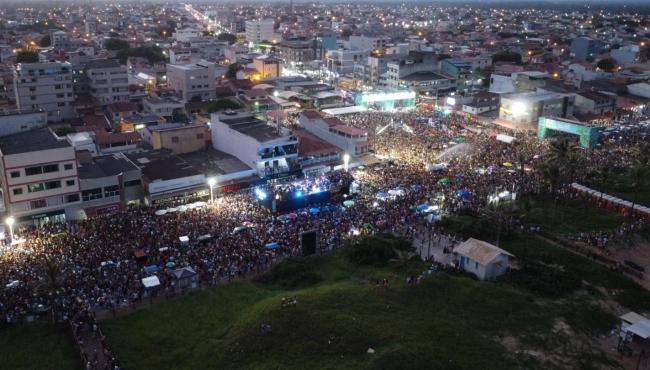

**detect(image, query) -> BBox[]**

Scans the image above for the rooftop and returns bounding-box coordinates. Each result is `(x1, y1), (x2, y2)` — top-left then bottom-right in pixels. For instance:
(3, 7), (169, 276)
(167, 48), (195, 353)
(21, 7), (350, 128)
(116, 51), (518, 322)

(216, 112), (290, 143)
(179, 149), (253, 177)
(85, 59), (122, 70)
(453, 238), (514, 266)
(0, 128), (70, 155)
(77, 153), (140, 179)
(401, 71), (449, 82)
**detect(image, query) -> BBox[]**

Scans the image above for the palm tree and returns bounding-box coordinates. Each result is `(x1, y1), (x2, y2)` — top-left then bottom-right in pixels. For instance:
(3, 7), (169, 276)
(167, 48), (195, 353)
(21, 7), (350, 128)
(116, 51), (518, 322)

(628, 161), (649, 217)
(39, 257), (65, 322)
(539, 161), (564, 218)
(548, 137), (572, 165)
(636, 143), (650, 167)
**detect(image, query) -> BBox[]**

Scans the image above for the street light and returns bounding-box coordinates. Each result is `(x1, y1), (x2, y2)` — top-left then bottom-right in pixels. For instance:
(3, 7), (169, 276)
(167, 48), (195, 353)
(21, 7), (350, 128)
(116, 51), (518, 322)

(343, 153), (350, 172)
(5, 216), (15, 242)
(207, 177), (217, 203)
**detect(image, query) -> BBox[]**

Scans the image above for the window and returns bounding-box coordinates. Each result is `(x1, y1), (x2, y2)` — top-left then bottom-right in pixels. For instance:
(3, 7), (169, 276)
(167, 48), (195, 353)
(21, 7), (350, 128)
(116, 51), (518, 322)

(104, 185), (120, 198)
(66, 179), (75, 186)
(81, 188), (103, 201)
(12, 188), (23, 195)
(30, 199), (47, 209)
(27, 183), (45, 193)
(45, 181), (61, 190)
(10, 171), (20, 178)
(171, 136), (179, 143)
(124, 179), (141, 187)
(25, 166), (43, 176)
(43, 164), (59, 173)
(64, 163), (73, 170)
(66, 194), (80, 203)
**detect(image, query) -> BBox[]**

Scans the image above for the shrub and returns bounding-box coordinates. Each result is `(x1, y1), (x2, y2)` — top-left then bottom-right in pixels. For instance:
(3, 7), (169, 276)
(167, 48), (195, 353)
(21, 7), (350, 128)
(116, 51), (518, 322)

(348, 235), (412, 266)
(506, 261), (581, 297)
(257, 258), (321, 289)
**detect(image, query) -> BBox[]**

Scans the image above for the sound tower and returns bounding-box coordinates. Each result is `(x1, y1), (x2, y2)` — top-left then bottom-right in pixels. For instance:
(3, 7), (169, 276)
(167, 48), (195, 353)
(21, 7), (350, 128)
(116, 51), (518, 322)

(301, 229), (318, 256)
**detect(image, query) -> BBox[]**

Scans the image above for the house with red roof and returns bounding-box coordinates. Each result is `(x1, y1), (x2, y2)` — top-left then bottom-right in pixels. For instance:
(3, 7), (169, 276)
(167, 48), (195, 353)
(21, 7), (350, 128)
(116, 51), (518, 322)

(298, 110), (369, 157)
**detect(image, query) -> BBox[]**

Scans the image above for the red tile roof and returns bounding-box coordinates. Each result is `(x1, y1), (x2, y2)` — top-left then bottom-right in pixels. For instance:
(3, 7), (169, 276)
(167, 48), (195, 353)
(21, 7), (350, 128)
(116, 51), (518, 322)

(295, 130), (340, 156)
(301, 110), (322, 119)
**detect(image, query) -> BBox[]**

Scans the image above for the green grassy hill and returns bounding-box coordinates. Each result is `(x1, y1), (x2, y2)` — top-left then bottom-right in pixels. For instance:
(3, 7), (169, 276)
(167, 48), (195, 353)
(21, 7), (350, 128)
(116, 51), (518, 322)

(99, 234), (634, 370)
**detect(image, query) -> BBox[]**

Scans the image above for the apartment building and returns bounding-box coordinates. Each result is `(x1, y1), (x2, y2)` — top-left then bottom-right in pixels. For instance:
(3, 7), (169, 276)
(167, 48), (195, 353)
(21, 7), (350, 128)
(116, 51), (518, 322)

(210, 111), (299, 178)
(85, 59), (130, 105)
(0, 128), (81, 224)
(166, 60), (216, 102)
(13, 62), (75, 122)
(245, 19), (276, 43)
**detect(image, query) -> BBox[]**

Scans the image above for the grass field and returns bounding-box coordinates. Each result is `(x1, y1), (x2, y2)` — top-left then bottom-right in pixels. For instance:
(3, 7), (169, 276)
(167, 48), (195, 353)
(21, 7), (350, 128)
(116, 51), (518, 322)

(588, 170), (650, 208)
(0, 322), (81, 370)
(96, 233), (637, 370)
(521, 197), (625, 234)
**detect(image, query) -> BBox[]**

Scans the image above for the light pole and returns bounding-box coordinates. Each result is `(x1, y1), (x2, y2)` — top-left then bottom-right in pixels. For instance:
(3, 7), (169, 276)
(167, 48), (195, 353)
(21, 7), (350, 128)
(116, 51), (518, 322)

(343, 153), (350, 172)
(207, 177), (217, 203)
(6, 216), (15, 242)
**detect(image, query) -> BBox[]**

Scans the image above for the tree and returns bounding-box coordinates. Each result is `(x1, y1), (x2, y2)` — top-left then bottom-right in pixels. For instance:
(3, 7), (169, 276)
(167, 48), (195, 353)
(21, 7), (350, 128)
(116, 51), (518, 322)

(492, 51), (522, 64)
(596, 58), (616, 72)
(116, 45), (166, 64)
(39, 35), (51, 47)
(627, 161), (648, 217)
(15, 51), (39, 63)
(539, 161), (564, 218)
(38, 257), (65, 322)
(547, 137), (572, 165)
(207, 98), (241, 113)
(217, 33), (237, 45)
(105, 38), (130, 51)
(226, 63), (242, 79)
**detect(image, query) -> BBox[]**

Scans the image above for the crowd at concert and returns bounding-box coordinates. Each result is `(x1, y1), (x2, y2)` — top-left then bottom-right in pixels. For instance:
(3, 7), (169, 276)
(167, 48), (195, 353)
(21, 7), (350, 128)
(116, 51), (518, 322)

(0, 109), (648, 335)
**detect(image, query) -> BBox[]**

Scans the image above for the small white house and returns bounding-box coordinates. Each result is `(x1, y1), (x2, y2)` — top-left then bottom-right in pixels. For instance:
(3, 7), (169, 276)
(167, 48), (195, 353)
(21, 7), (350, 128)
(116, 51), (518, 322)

(453, 238), (514, 280)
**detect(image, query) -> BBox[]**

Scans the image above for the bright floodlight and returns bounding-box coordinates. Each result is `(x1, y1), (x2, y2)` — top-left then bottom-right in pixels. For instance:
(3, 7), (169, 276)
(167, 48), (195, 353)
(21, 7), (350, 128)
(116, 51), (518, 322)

(207, 177), (217, 187)
(274, 90), (279, 97)
(446, 97), (456, 106)
(5, 216), (14, 226)
(255, 188), (267, 200)
(511, 101), (526, 116)
(343, 153), (350, 171)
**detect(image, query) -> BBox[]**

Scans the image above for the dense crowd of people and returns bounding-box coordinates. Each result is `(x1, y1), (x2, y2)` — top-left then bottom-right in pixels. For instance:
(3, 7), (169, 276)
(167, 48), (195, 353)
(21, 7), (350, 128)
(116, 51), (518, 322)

(0, 109), (648, 335)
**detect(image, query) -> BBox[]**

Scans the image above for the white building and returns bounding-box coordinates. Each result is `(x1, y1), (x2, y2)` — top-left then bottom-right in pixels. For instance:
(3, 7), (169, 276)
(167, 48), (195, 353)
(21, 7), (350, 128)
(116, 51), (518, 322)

(166, 61), (217, 102)
(326, 49), (370, 75)
(14, 62), (76, 122)
(245, 19), (275, 43)
(498, 90), (575, 129)
(172, 28), (201, 42)
(0, 128), (81, 224)
(611, 45), (640, 66)
(298, 110), (369, 156)
(51, 31), (71, 50)
(453, 238), (514, 281)
(348, 35), (391, 51)
(0, 109), (47, 137)
(210, 111), (299, 178)
(143, 96), (186, 118)
(252, 56), (282, 79)
(85, 59), (130, 105)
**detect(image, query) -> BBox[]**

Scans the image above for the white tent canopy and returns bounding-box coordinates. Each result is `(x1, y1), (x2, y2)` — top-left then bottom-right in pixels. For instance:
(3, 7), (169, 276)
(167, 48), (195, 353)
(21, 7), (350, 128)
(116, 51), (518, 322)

(322, 106), (367, 116)
(142, 276), (160, 288)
